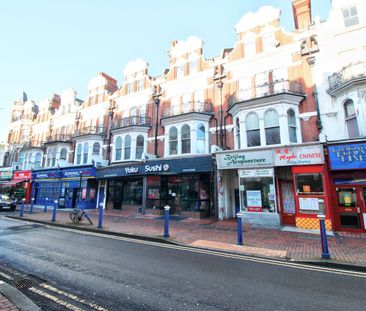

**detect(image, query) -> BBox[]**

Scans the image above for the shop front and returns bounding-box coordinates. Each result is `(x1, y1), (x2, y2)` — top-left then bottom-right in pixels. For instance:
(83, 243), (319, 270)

(32, 165), (97, 209)
(327, 141), (366, 232)
(216, 143), (331, 229)
(0, 167), (13, 196)
(96, 156), (213, 218)
(12, 170), (32, 203)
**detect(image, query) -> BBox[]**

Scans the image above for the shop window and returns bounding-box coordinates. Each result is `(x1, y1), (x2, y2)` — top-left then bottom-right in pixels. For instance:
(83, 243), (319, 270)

(287, 109), (297, 143)
(124, 135), (131, 160)
(136, 135), (144, 159)
(235, 118), (241, 149)
(336, 188), (357, 207)
(295, 173), (324, 194)
(246, 112), (260, 147)
(122, 179), (143, 205)
(197, 124), (205, 154)
(76, 144), (82, 165)
(115, 137), (122, 161)
(83, 143), (88, 164)
(60, 148), (67, 160)
(181, 124), (191, 154)
(169, 127), (178, 155)
(342, 6), (359, 28)
(344, 99), (359, 138)
(92, 143), (100, 155)
(264, 109), (280, 145)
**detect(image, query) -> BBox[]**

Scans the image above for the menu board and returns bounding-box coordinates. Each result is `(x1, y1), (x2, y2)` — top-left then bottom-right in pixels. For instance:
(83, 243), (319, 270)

(299, 197), (319, 211)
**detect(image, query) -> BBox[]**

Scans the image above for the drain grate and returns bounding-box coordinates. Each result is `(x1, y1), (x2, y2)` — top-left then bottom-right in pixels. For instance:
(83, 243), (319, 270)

(12, 276), (37, 289)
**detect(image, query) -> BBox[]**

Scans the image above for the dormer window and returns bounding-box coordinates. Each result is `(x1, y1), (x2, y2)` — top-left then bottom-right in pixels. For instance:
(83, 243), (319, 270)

(342, 6), (359, 27)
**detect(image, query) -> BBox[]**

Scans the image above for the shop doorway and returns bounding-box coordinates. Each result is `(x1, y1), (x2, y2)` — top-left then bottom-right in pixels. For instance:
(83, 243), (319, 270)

(279, 180), (296, 226)
(334, 186), (366, 232)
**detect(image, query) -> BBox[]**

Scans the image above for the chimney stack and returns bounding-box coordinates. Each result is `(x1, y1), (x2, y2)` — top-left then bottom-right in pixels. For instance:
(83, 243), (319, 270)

(292, 0), (312, 30)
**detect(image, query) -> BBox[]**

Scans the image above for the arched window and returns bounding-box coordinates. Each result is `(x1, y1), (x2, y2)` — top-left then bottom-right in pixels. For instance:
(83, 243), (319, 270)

(197, 124), (205, 153)
(287, 109), (297, 143)
(35, 153), (42, 168)
(92, 142), (100, 155)
(246, 113), (260, 147)
(124, 135), (131, 160)
(115, 137), (122, 161)
(76, 144), (82, 164)
(181, 124), (191, 154)
(344, 99), (359, 138)
(136, 135), (144, 159)
(169, 127), (178, 155)
(83, 143), (88, 164)
(244, 32), (256, 57)
(264, 110), (280, 145)
(60, 148), (67, 160)
(235, 118), (241, 149)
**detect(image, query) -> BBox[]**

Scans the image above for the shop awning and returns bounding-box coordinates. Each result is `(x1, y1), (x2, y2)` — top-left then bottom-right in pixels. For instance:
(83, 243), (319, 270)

(0, 181), (19, 187)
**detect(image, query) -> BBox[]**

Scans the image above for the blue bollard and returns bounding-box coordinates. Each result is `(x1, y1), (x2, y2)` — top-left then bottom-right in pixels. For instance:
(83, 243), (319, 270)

(44, 198), (49, 212)
(52, 200), (58, 223)
(318, 214), (330, 259)
(29, 198), (35, 214)
(19, 198), (26, 217)
(164, 205), (170, 238)
(237, 212), (243, 245)
(98, 203), (104, 229)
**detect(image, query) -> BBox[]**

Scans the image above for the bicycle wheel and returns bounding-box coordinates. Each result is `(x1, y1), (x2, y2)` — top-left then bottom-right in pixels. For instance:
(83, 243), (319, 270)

(70, 211), (80, 224)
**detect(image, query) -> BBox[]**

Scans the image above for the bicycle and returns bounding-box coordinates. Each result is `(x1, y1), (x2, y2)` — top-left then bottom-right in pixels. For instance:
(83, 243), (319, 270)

(69, 208), (93, 225)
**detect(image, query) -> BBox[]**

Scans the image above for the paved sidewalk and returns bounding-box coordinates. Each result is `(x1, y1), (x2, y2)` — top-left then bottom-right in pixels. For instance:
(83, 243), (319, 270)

(0, 292), (18, 311)
(8, 206), (366, 268)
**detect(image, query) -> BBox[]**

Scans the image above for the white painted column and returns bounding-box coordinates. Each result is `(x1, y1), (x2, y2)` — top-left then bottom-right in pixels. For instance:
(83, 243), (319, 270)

(240, 119), (247, 149)
(279, 113), (289, 145)
(259, 117), (266, 146)
(131, 135), (136, 160)
(191, 126), (197, 154)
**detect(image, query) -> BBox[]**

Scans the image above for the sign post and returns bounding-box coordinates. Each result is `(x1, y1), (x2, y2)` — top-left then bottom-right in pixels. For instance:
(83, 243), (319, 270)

(317, 214), (330, 259)
(164, 205), (170, 238)
(237, 212), (243, 245)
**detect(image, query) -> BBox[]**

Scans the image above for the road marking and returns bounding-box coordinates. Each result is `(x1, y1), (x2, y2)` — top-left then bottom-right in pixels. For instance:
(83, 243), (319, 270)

(40, 283), (108, 311)
(29, 287), (85, 311)
(0, 271), (12, 280)
(50, 226), (366, 279)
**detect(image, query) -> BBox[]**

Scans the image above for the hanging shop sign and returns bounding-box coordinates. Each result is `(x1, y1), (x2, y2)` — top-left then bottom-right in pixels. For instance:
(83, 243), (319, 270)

(216, 150), (274, 170)
(328, 142), (366, 170)
(274, 145), (324, 166)
(0, 167), (13, 180)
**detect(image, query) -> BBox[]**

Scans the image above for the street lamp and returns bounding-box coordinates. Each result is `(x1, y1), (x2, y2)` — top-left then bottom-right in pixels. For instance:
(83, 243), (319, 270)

(107, 101), (115, 164)
(152, 86), (161, 157)
(213, 64), (226, 149)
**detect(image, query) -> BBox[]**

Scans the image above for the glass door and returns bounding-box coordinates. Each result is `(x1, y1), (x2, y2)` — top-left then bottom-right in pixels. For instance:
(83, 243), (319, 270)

(335, 187), (362, 230)
(280, 180), (296, 226)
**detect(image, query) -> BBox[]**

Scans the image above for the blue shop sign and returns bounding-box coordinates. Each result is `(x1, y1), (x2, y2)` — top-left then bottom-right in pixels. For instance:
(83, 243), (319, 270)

(328, 143), (366, 170)
(33, 170), (60, 180)
(62, 167), (96, 179)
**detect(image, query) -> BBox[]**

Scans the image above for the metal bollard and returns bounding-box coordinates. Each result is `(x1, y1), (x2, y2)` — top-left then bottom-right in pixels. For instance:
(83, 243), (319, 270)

(236, 212), (243, 245)
(317, 214), (330, 259)
(44, 198), (49, 212)
(19, 198), (26, 217)
(98, 203), (104, 229)
(164, 205), (170, 238)
(52, 200), (58, 223)
(29, 197), (35, 214)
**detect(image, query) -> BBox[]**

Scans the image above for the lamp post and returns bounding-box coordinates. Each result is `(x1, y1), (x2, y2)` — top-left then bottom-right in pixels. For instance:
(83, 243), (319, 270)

(107, 101), (115, 165)
(152, 86), (161, 157)
(213, 64), (226, 149)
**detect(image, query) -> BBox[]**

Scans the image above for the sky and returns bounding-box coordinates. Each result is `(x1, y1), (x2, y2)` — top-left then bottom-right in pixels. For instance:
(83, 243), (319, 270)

(0, 0), (331, 143)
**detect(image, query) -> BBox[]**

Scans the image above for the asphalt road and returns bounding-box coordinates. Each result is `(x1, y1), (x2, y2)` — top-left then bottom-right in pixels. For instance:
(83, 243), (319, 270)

(0, 216), (365, 311)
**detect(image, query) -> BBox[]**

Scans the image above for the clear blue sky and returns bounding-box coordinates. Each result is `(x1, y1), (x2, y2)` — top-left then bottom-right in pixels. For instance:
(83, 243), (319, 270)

(0, 0), (331, 143)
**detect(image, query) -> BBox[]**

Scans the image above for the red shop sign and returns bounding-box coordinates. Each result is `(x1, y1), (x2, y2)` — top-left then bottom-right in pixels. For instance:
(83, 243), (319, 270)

(13, 170), (32, 181)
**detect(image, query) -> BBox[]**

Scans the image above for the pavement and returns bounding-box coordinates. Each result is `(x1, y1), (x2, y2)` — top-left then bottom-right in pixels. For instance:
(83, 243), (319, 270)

(2, 204), (366, 309)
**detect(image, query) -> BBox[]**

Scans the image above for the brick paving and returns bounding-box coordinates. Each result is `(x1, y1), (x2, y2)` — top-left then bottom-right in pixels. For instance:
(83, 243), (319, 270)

(12, 206), (366, 267)
(0, 293), (18, 311)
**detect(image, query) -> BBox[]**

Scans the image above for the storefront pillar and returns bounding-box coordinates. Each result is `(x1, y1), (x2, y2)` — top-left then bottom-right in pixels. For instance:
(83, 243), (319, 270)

(142, 176), (147, 214)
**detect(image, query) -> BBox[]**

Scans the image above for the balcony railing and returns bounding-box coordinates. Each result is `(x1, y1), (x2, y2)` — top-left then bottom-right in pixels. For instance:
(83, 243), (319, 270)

(73, 126), (106, 137)
(112, 116), (151, 130)
(229, 80), (303, 107)
(161, 101), (213, 118)
(328, 62), (366, 92)
(44, 134), (72, 144)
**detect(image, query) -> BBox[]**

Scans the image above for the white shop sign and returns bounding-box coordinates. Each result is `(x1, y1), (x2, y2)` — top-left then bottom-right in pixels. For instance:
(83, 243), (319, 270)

(216, 150), (274, 170)
(239, 168), (274, 178)
(299, 197), (319, 211)
(274, 145), (324, 166)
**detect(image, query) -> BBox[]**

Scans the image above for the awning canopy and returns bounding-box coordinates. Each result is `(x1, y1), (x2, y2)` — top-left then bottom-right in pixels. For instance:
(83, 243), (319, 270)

(0, 180), (27, 187)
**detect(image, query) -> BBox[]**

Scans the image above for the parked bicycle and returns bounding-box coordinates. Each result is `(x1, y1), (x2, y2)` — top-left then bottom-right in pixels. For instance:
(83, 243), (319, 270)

(69, 208), (93, 225)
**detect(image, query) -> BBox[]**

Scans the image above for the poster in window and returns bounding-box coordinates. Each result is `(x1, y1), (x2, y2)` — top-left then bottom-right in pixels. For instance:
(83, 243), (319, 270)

(148, 188), (160, 199)
(90, 188), (96, 199)
(247, 190), (262, 212)
(303, 185), (311, 193)
(82, 188), (87, 199)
